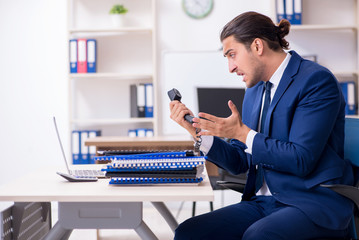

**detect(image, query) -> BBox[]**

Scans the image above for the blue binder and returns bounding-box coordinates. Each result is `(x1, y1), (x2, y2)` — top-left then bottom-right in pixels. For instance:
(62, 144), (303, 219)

(69, 39), (77, 73)
(293, 0), (302, 25)
(110, 177), (203, 185)
(340, 81), (357, 115)
(145, 128), (154, 137)
(80, 131), (89, 164)
(136, 128), (146, 137)
(144, 83), (154, 118)
(128, 129), (137, 137)
(87, 39), (97, 73)
(276, 0), (286, 23)
(285, 0), (293, 23)
(71, 131), (81, 164)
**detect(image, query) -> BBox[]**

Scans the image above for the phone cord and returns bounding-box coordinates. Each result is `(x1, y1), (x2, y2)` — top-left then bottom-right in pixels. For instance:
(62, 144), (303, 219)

(194, 128), (202, 155)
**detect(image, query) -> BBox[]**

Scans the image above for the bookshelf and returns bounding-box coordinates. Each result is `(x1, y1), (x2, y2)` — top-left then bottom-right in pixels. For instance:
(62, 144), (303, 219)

(67, 0), (158, 139)
(273, 0), (359, 117)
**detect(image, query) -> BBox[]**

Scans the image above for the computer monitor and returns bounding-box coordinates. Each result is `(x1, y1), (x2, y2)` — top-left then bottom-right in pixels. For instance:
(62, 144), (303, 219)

(197, 87), (245, 118)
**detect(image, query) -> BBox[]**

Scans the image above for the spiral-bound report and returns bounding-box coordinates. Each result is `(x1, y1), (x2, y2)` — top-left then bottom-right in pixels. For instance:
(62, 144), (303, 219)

(97, 152), (206, 185)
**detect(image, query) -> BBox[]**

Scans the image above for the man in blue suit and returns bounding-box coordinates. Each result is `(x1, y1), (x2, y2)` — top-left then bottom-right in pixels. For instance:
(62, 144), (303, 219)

(169, 12), (354, 240)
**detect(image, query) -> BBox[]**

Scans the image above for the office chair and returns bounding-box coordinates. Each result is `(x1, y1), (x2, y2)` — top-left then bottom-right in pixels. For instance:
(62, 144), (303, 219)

(217, 117), (359, 239)
(321, 117), (359, 239)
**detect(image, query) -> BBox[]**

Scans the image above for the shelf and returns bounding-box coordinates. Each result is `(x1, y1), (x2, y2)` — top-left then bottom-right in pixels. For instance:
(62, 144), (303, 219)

(71, 118), (155, 125)
(332, 71), (358, 76)
(69, 73), (153, 80)
(69, 27), (153, 35)
(291, 24), (357, 31)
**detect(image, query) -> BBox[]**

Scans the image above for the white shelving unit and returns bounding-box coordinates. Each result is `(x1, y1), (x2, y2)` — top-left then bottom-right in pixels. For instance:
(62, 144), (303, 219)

(272, 0), (359, 117)
(67, 0), (158, 138)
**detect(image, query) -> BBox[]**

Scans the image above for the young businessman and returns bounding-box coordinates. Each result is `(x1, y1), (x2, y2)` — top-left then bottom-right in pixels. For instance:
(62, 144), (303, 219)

(169, 12), (354, 240)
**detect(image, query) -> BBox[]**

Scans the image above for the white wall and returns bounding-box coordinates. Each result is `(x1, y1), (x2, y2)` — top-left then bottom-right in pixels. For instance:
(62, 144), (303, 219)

(0, 0), (68, 186)
(156, 0), (273, 52)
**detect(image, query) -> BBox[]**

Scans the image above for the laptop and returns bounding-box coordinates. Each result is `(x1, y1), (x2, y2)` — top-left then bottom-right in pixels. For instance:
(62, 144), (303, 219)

(53, 117), (107, 181)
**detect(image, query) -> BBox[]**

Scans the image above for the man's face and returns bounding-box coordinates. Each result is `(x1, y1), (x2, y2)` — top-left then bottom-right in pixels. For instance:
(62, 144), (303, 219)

(222, 36), (264, 88)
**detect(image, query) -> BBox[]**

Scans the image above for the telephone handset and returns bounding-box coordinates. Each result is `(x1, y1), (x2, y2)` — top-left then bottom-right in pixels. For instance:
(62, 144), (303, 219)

(167, 88), (195, 123)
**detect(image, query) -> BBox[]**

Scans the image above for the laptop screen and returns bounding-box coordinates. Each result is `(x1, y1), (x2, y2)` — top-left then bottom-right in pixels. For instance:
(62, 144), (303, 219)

(53, 116), (71, 174)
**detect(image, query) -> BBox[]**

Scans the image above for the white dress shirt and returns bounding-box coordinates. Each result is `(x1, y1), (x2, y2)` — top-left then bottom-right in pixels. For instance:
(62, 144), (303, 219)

(199, 52), (292, 196)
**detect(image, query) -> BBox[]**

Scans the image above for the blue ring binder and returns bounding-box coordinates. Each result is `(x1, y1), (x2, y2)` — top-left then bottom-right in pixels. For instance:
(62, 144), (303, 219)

(100, 151), (206, 185)
(109, 177), (204, 185)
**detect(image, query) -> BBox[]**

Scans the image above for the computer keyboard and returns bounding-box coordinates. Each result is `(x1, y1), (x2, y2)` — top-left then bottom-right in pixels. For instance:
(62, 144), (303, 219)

(71, 169), (106, 177)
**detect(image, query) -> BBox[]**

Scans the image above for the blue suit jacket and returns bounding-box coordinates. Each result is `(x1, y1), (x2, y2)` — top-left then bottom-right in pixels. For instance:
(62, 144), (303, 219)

(206, 51), (354, 230)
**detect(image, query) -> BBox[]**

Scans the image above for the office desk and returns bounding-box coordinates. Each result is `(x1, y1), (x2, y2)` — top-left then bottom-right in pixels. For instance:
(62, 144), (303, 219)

(0, 165), (214, 240)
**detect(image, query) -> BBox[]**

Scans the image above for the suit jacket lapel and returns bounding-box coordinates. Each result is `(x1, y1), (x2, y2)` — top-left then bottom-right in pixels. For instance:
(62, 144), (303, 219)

(263, 51), (302, 135)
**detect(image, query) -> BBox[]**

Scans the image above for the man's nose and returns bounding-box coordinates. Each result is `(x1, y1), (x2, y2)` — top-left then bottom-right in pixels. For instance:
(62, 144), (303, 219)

(229, 62), (237, 73)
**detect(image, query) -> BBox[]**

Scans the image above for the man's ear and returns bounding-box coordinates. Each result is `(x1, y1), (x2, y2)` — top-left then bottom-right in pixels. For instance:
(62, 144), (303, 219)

(251, 38), (264, 55)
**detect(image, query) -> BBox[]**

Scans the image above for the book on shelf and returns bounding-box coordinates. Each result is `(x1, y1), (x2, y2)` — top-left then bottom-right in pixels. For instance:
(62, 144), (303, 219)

(69, 38), (97, 74)
(72, 130), (101, 164)
(95, 151), (206, 185)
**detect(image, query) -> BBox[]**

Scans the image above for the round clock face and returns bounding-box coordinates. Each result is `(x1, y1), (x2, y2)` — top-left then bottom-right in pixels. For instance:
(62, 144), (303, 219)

(182, 0), (214, 19)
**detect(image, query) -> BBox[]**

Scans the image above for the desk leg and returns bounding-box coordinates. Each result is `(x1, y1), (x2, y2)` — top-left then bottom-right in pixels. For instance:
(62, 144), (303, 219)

(43, 222), (73, 240)
(135, 220), (159, 240)
(151, 202), (178, 232)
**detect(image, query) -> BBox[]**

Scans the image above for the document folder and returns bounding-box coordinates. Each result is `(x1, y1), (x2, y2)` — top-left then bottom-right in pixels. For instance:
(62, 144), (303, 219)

(77, 39), (87, 73)
(285, 0), (293, 23)
(145, 83), (154, 118)
(341, 81), (357, 115)
(69, 39), (77, 73)
(87, 39), (97, 73)
(276, 0), (286, 23)
(293, 0), (302, 24)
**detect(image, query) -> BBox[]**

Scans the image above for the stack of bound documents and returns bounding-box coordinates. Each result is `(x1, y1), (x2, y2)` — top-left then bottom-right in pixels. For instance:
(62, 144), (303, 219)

(94, 152), (206, 185)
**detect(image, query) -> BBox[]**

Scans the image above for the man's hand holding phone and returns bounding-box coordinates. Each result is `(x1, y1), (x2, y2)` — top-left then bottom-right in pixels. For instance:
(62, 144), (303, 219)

(168, 88), (198, 138)
(168, 88), (250, 143)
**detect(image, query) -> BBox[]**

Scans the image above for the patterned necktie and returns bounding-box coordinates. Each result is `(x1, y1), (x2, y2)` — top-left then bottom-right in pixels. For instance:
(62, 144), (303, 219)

(255, 81), (272, 192)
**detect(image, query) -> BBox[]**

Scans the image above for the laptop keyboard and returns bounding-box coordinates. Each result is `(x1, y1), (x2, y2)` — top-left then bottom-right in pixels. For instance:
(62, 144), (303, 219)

(71, 169), (106, 177)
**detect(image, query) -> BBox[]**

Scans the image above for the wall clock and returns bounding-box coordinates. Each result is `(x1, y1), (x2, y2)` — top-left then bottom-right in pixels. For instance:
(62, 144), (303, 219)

(182, 0), (214, 19)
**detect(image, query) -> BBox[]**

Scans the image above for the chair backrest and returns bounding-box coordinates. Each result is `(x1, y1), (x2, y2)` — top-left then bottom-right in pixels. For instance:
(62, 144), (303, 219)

(344, 118), (359, 240)
(344, 117), (359, 186)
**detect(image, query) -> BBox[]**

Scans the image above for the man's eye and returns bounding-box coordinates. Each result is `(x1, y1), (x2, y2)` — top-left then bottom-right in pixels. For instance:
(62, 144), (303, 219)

(229, 53), (235, 58)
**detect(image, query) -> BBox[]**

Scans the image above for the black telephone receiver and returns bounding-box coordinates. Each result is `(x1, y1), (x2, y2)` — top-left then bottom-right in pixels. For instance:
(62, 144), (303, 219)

(168, 88), (195, 123)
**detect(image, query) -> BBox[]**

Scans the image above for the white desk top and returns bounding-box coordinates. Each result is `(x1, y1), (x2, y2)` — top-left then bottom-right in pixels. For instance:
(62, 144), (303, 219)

(0, 165), (214, 202)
